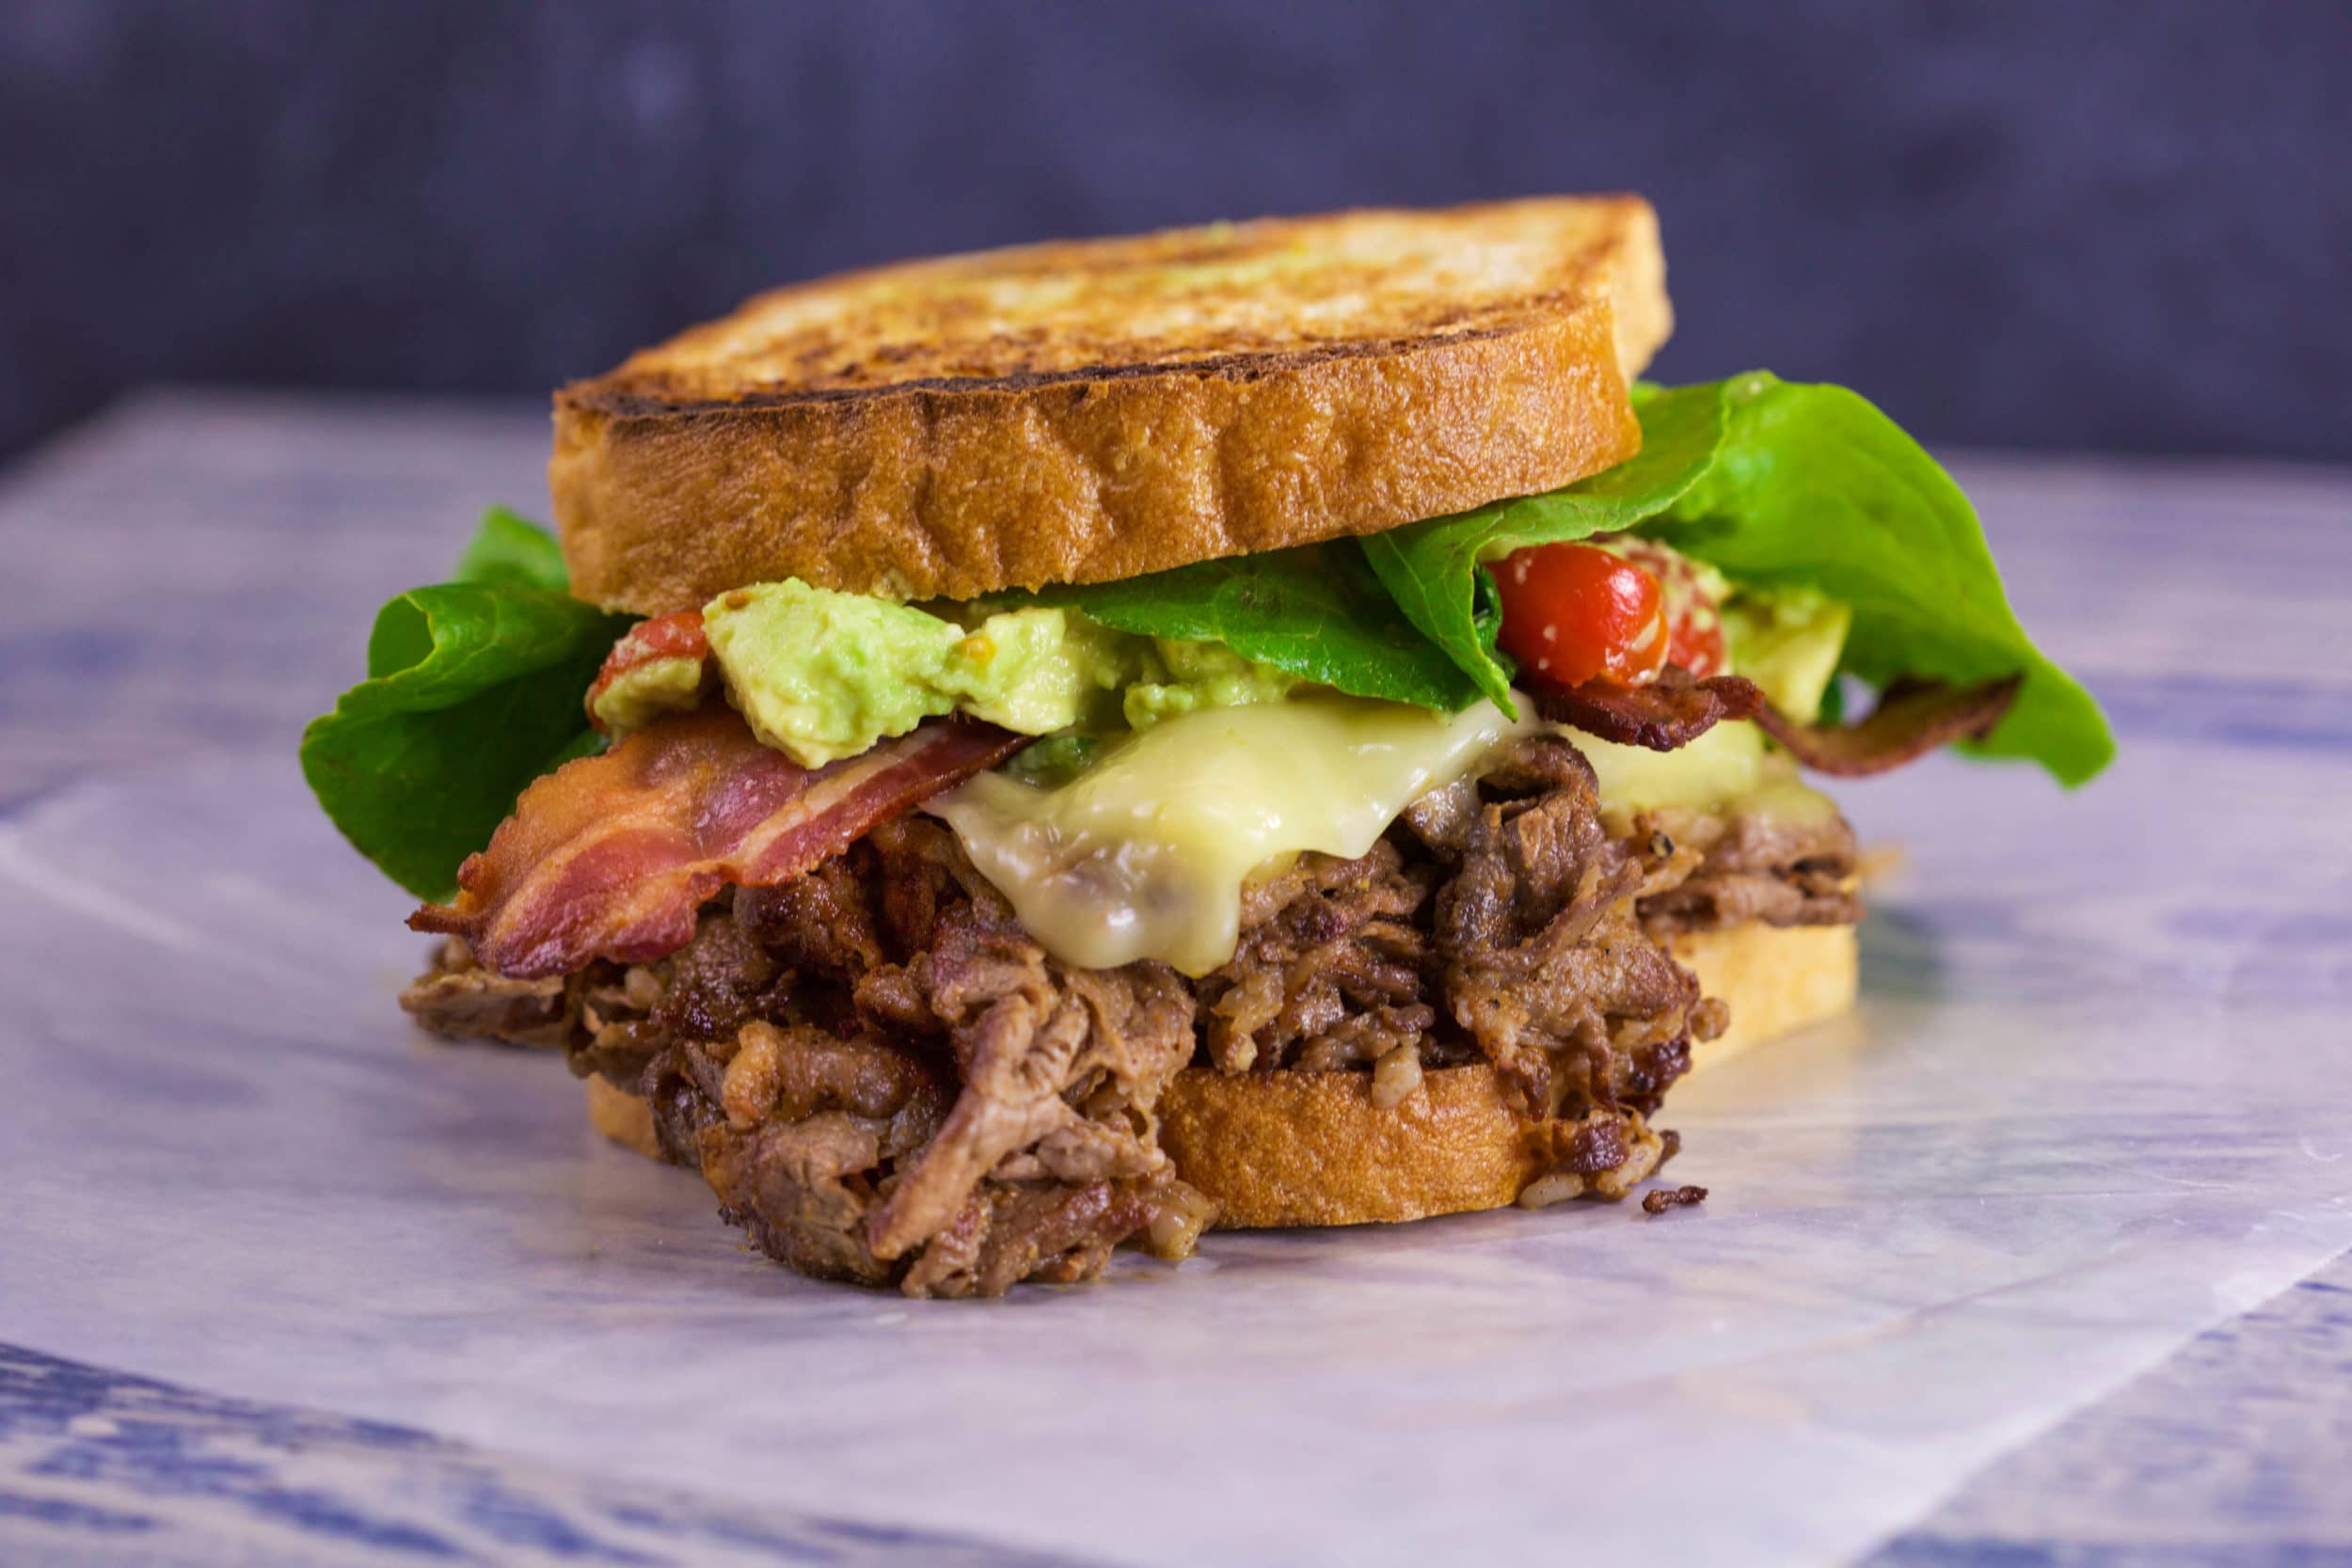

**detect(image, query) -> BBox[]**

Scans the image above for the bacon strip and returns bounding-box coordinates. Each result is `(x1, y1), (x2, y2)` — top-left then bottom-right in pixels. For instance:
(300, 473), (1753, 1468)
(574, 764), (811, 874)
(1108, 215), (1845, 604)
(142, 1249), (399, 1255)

(1751, 673), (2022, 776)
(412, 707), (1027, 977)
(1532, 665), (1766, 752)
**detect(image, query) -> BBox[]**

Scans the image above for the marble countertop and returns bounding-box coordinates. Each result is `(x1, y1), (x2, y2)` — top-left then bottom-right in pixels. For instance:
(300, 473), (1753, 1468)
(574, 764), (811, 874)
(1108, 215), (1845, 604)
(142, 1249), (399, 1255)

(2, 390), (2347, 1567)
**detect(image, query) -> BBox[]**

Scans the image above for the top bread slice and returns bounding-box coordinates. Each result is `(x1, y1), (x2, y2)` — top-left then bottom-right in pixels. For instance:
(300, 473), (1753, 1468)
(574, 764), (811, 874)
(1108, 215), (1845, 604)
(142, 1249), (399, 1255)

(551, 195), (1673, 614)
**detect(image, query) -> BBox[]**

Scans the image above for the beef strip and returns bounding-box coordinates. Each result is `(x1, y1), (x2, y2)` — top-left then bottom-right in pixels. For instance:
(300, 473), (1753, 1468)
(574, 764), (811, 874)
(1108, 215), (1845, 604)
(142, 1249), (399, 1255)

(1634, 804), (1862, 936)
(416, 735), (1859, 1294)
(1642, 1184), (1709, 1214)
(400, 937), (582, 1046)
(566, 818), (1201, 1296)
(1431, 736), (1716, 1118)
(866, 894), (1196, 1262)
(682, 1019), (954, 1286)
(1197, 842), (1445, 1074)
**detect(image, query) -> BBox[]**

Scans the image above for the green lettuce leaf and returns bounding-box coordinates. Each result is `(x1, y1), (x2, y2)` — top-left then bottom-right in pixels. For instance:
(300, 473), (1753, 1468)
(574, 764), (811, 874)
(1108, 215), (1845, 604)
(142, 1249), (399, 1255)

(1362, 373), (2114, 785)
(449, 503), (574, 591)
(1029, 541), (1482, 711)
(1359, 382), (1728, 713)
(300, 512), (634, 901)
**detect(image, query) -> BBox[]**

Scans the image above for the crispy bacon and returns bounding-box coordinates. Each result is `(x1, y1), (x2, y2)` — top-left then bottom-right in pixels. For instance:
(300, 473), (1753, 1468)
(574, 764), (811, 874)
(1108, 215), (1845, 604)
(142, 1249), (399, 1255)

(1531, 661), (2023, 776)
(1531, 664), (1766, 752)
(1752, 673), (2022, 776)
(412, 707), (1027, 978)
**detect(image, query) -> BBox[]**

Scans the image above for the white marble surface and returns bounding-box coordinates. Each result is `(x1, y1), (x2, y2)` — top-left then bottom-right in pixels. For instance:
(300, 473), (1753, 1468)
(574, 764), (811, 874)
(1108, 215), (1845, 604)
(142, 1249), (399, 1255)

(3, 391), (2350, 1566)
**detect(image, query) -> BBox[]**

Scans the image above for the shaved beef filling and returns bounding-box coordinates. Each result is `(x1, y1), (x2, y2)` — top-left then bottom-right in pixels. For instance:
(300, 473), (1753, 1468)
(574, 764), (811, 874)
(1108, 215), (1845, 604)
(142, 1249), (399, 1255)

(1634, 804), (1863, 936)
(404, 736), (1859, 1295)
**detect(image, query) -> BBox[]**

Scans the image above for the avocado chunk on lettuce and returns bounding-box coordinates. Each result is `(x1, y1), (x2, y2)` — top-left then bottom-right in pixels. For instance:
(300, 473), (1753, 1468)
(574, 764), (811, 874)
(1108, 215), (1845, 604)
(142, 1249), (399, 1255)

(697, 581), (1301, 768)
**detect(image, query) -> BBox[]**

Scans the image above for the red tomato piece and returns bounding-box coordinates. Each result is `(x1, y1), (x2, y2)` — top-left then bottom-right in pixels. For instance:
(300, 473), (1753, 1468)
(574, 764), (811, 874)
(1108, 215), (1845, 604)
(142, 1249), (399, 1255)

(1601, 536), (1727, 679)
(1491, 543), (1668, 688)
(1667, 607), (1726, 678)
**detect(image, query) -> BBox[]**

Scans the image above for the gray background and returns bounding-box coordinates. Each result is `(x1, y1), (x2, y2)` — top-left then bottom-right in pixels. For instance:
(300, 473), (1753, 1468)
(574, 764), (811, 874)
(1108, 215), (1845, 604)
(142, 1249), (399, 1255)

(5, 1), (2346, 463)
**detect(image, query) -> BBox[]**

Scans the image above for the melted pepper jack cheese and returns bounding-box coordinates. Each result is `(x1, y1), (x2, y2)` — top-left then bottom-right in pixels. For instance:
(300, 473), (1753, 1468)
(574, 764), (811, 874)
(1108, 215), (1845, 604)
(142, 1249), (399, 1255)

(929, 691), (1835, 976)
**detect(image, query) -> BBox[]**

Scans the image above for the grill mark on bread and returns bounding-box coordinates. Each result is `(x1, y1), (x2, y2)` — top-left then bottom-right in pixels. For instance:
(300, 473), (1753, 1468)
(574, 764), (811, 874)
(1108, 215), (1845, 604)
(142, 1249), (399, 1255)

(565, 325), (1534, 420)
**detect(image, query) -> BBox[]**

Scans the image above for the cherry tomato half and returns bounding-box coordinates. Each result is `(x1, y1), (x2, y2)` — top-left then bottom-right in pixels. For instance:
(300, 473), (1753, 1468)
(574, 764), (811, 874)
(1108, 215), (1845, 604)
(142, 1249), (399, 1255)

(1491, 543), (1668, 688)
(1602, 536), (1726, 679)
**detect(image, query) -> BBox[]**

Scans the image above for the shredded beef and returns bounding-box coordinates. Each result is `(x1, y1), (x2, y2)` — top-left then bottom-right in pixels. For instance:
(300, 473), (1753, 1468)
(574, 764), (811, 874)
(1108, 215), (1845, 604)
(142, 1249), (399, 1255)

(650, 914), (782, 1041)
(867, 895), (1195, 1261)
(673, 1018), (956, 1286)
(1198, 842), (1444, 1074)
(401, 961), (576, 1047)
(414, 734), (1860, 1294)
(1635, 805), (1862, 937)
(558, 818), (1200, 1296)
(1433, 736), (1714, 1118)
(1642, 1184), (1709, 1214)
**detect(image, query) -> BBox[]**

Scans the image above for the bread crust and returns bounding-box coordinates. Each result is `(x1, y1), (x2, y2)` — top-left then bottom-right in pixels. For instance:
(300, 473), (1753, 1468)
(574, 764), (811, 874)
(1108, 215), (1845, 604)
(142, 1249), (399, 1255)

(1155, 1062), (1541, 1228)
(584, 921), (1854, 1228)
(552, 197), (1671, 612)
(1669, 920), (1859, 1074)
(1156, 923), (1855, 1228)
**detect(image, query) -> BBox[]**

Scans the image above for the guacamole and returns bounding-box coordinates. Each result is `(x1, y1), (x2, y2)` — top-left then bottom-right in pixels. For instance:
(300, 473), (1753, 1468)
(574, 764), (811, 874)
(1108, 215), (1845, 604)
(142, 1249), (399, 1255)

(588, 655), (706, 735)
(1121, 641), (1298, 729)
(1722, 589), (1851, 720)
(698, 579), (1302, 768)
(610, 577), (1851, 787)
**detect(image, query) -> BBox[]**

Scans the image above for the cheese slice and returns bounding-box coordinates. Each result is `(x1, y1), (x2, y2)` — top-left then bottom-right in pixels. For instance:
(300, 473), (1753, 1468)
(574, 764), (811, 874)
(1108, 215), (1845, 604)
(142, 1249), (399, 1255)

(929, 692), (1836, 976)
(930, 696), (1526, 975)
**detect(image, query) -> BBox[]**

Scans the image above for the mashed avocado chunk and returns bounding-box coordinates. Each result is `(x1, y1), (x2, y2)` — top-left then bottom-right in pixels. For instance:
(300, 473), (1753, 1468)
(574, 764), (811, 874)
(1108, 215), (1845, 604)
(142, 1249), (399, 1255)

(589, 655), (707, 735)
(1122, 640), (1299, 729)
(1722, 589), (1851, 720)
(700, 579), (1301, 768)
(671, 575), (1853, 782)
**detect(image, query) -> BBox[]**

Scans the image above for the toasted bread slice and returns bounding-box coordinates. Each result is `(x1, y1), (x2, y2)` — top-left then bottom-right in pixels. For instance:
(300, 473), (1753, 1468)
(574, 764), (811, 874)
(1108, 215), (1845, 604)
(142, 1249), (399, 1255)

(1152, 922), (1855, 1228)
(553, 196), (1672, 614)
(585, 920), (1853, 1230)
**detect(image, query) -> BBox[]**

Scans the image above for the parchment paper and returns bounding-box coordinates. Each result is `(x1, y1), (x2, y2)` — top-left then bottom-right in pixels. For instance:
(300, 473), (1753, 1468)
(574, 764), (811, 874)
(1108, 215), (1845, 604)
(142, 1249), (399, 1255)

(3, 725), (2347, 1566)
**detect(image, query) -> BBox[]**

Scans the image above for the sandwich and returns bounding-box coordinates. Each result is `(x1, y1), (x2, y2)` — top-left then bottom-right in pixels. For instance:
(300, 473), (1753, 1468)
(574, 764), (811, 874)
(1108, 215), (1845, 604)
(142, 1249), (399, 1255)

(302, 196), (2111, 1296)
